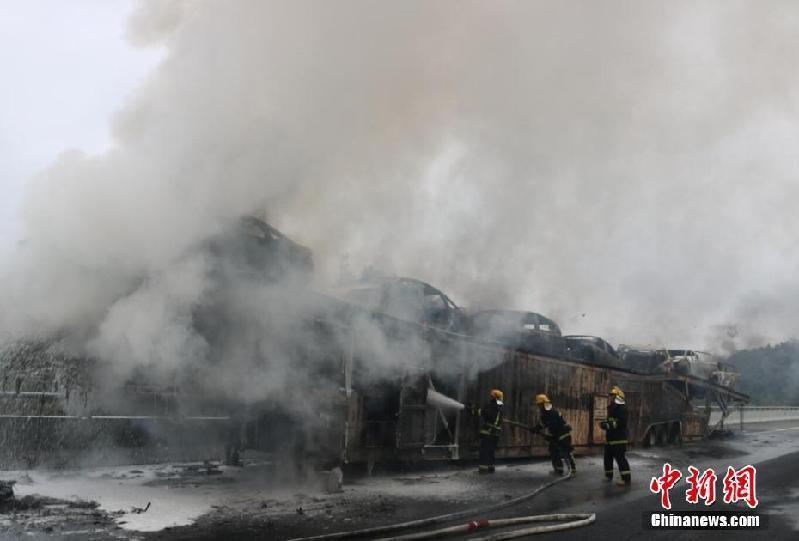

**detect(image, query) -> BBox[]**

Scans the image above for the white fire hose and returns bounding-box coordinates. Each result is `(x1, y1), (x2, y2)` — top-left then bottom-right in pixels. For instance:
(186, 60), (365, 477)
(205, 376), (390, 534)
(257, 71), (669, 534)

(373, 513), (595, 540)
(287, 472), (595, 540)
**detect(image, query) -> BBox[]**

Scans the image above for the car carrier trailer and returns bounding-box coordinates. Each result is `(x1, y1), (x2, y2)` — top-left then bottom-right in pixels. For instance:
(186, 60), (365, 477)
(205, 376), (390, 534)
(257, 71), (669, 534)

(338, 316), (749, 466)
(0, 219), (749, 469)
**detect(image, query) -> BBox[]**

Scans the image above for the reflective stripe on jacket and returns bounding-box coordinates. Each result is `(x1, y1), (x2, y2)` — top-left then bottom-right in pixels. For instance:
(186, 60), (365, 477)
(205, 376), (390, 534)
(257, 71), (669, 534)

(480, 399), (503, 436)
(605, 401), (628, 443)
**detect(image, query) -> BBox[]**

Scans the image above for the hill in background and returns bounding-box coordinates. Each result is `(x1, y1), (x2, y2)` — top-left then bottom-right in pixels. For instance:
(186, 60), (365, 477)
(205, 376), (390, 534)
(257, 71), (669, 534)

(727, 341), (799, 406)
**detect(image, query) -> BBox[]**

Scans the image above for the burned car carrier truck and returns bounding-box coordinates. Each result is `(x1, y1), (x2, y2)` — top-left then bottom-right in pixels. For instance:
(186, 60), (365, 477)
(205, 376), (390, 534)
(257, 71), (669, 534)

(0, 218), (747, 469)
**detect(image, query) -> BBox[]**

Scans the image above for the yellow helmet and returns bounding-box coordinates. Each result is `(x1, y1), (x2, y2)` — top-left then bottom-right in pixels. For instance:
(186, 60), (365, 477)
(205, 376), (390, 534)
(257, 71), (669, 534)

(535, 394), (551, 405)
(489, 389), (504, 400)
(610, 386), (625, 399)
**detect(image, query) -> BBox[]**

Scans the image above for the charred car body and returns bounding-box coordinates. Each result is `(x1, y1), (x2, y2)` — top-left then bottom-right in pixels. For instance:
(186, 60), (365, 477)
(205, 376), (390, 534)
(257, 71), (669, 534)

(468, 310), (564, 358)
(563, 335), (621, 368)
(618, 345), (672, 373)
(338, 275), (467, 333)
(669, 349), (739, 389)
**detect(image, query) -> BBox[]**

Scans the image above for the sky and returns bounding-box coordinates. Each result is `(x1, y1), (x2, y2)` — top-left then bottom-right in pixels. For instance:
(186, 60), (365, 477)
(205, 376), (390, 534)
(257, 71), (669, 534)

(0, 0), (162, 251)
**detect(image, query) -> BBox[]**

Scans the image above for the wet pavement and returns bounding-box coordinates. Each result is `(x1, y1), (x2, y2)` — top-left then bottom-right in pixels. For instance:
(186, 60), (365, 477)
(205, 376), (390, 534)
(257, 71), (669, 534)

(0, 419), (797, 540)
(514, 420), (799, 541)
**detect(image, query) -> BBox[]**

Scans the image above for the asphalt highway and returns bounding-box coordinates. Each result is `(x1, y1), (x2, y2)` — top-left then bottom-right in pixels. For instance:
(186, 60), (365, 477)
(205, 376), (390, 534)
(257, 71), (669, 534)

(138, 419), (799, 540)
(516, 420), (799, 540)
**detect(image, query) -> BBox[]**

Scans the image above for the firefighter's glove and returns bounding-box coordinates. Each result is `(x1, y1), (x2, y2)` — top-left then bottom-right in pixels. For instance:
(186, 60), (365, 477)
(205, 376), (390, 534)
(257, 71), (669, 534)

(599, 421), (608, 430)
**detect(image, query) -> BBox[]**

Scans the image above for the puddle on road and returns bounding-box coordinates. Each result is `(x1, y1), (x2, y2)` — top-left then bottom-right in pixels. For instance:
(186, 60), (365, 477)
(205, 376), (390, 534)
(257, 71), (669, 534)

(11, 465), (218, 532)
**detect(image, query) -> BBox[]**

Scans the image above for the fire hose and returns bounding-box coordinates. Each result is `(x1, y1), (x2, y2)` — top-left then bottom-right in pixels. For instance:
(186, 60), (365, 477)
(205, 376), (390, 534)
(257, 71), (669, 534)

(286, 472), (595, 541)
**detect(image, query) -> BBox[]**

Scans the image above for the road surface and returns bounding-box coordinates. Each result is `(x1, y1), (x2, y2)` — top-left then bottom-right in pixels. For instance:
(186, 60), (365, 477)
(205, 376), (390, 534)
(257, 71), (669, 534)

(143, 419), (799, 540)
(1, 419), (797, 540)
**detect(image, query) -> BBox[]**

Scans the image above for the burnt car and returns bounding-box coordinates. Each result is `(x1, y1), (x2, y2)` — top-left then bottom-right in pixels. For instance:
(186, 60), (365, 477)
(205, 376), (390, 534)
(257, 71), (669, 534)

(339, 276), (467, 333)
(563, 335), (621, 367)
(468, 310), (565, 358)
(668, 349), (739, 389)
(206, 216), (314, 285)
(617, 345), (672, 373)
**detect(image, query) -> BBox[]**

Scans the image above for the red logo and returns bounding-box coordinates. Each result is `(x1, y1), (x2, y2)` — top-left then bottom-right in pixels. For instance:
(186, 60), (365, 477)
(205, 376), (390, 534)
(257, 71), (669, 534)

(650, 464), (758, 509)
(722, 465), (758, 509)
(649, 463), (683, 510)
(685, 466), (717, 506)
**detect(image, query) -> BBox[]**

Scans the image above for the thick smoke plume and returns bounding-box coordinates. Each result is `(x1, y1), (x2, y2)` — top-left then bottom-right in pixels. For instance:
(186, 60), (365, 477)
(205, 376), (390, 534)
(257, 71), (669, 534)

(3, 0), (799, 394)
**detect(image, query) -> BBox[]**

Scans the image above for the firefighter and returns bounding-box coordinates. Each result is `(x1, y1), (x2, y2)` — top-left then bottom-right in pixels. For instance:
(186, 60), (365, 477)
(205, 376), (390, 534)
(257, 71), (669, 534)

(476, 389), (504, 473)
(529, 394), (577, 477)
(601, 385), (631, 487)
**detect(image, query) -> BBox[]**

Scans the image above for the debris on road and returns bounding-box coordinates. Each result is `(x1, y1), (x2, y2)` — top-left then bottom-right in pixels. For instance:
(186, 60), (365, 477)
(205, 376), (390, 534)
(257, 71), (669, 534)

(131, 502), (151, 514)
(0, 480), (15, 504)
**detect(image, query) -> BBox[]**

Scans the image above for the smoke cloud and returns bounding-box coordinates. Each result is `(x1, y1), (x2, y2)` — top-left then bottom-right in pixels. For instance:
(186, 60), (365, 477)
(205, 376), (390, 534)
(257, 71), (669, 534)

(3, 0), (799, 388)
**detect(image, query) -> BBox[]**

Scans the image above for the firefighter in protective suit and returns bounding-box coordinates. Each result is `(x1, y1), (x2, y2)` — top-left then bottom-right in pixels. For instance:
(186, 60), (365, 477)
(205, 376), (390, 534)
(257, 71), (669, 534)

(476, 389), (504, 473)
(529, 394), (577, 476)
(601, 386), (631, 487)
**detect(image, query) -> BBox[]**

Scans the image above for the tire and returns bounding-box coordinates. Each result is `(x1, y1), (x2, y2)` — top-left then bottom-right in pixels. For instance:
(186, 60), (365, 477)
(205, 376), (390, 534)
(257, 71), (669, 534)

(645, 427), (657, 448)
(656, 424), (668, 446)
(669, 423), (683, 446)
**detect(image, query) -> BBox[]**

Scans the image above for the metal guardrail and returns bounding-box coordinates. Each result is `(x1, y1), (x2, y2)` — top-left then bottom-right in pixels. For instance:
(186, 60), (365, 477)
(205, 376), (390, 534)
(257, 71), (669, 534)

(713, 406), (799, 411)
(0, 415), (230, 420)
(709, 405), (799, 428)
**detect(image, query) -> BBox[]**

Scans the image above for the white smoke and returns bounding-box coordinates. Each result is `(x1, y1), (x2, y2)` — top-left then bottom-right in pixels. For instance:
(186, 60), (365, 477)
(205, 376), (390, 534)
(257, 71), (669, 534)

(3, 0), (799, 380)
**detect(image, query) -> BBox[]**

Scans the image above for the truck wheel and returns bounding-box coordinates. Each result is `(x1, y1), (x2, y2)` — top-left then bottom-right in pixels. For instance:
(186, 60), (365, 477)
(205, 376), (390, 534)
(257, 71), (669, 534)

(645, 427), (657, 448)
(656, 424), (668, 446)
(669, 423), (683, 446)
